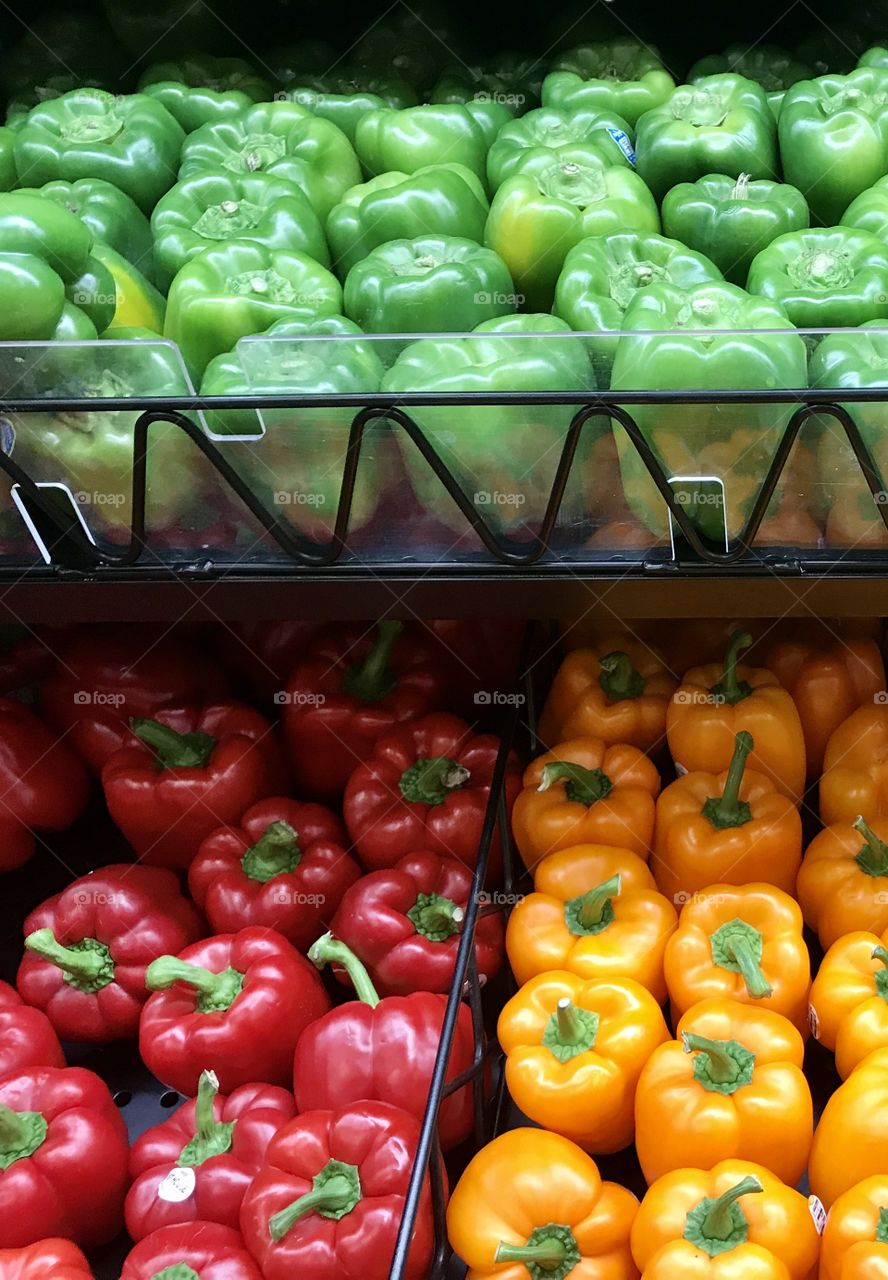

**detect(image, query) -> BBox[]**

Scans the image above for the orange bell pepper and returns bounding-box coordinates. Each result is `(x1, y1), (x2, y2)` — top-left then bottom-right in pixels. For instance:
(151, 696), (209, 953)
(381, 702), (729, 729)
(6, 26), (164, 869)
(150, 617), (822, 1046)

(809, 1047), (888, 1207)
(664, 883), (811, 1035)
(821, 706), (888, 825)
(796, 817), (888, 949)
(667, 630), (806, 802)
(630, 1159), (820, 1280)
(497, 971), (669, 1154)
(761, 633), (885, 778)
(820, 1175), (888, 1280)
(808, 930), (888, 1078)
(506, 843), (678, 999)
(652, 731), (803, 902)
(446, 1126), (640, 1280)
(538, 639), (678, 754)
(634, 999), (813, 1187)
(511, 738), (661, 870)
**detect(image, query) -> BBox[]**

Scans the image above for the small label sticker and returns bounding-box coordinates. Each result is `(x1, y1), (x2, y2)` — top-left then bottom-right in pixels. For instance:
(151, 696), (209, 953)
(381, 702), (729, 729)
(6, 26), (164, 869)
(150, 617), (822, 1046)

(606, 126), (636, 164)
(0, 417), (15, 456)
(808, 1194), (827, 1233)
(808, 1004), (820, 1040)
(158, 1166), (196, 1203)
(674, 762), (688, 777)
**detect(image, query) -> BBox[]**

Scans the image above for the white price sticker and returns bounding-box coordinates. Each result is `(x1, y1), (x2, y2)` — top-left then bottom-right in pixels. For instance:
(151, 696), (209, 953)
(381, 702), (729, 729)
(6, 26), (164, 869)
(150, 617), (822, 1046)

(808, 1194), (827, 1233)
(158, 1166), (196, 1203)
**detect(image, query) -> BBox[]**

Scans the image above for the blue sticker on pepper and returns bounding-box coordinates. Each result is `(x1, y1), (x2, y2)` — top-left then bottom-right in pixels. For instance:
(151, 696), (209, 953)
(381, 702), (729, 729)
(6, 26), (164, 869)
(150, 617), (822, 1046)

(606, 127), (636, 165)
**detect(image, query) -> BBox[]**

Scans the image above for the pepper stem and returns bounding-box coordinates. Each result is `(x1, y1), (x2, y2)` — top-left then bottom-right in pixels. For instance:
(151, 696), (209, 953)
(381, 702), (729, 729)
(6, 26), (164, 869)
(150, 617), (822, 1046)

(873, 947), (888, 1003)
(177, 1070), (236, 1167)
(854, 815), (888, 877)
(145, 957), (245, 1013)
(495, 1224), (581, 1280)
(148, 1267), (200, 1280)
(541, 997), (600, 1062)
(308, 932), (381, 1007)
(598, 651), (646, 701)
(268, 1159), (362, 1241)
(406, 892), (464, 942)
(710, 918), (773, 999)
(0, 1103), (48, 1170)
(564, 875), (621, 937)
(538, 761), (613, 806)
(240, 821), (302, 883)
(877, 1207), (888, 1244)
(731, 173), (751, 200)
(341, 621), (402, 702)
(24, 928), (115, 992)
(701, 732), (754, 829)
(682, 1032), (756, 1094)
(709, 630), (753, 705)
(683, 1176), (763, 1257)
(399, 756), (470, 806)
(131, 718), (216, 769)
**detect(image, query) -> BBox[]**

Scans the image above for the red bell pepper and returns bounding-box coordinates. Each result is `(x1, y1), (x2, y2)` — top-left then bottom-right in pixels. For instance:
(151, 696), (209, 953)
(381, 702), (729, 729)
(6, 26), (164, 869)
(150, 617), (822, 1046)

(37, 625), (229, 773)
(0, 632), (54, 697)
(295, 934), (476, 1150)
(140, 926), (331, 1095)
(343, 712), (522, 874)
(102, 702), (284, 870)
(0, 698), (90, 872)
(0, 1239), (94, 1279)
(239, 1100), (440, 1280)
(17, 864), (204, 1043)
(329, 850), (504, 996)
(0, 1065), (129, 1248)
(0, 981), (64, 1079)
(282, 621), (447, 801)
(220, 621), (320, 704)
(121, 1223), (262, 1280)
(424, 619), (525, 717)
(125, 1068), (295, 1240)
(188, 797), (361, 950)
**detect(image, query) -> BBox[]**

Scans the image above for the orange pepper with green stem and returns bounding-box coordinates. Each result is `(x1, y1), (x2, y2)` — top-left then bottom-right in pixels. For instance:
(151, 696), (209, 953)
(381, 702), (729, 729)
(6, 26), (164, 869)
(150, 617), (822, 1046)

(667, 630), (806, 802)
(630, 1160), (820, 1280)
(506, 843), (678, 998)
(808, 930), (888, 1077)
(511, 738), (661, 870)
(796, 816), (888, 948)
(809, 1047), (888, 1207)
(820, 1175), (888, 1280)
(446, 1126), (640, 1280)
(498, 971), (670, 1154)
(820, 705), (888, 825)
(652, 730), (803, 902)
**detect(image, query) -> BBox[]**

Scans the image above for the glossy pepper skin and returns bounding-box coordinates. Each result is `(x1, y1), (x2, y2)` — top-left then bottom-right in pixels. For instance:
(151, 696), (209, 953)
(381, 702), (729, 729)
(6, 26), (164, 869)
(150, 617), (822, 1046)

(343, 711), (522, 874)
(343, 233), (516, 333)
(14, 89), (184, 213)
(506, 843), (677, 998)
(797, 817), (888, 948)
(667, 630), (807, 802)
(188, 797), (360, 950)
(543, 39), (675, 127)
(294, 934), (476, 1150)
(163, 239), (342, 379)
(355, 104), (488, 184)
(810, 1048), (888, 1206)
(151, 168), (330, 291)
(780, 69), (888, 224)
(843, 174), (888, 238)
(634, 999), (812, 1186)
(630, 1159), (820, 1280)
(121, 1223), (263, 1280)
(664, 883), (811, 1034)
(447, 1127), (639, 1280)
(689, 44), (815, 116)
(652, 731), (803, 902)
(512, 736), (661, 868)
(808, 931), (888, 1076)
(17, 863), (203, 1042)
(0, 1065), (129, 1248)
(0, 192), (99, 341)
(282, 86), (410, 146)
(821, 706), (888, 824)
(747, 225), (888, 326)
(326, 163), (489, 278)
(635, 75), (778, 201)
(820, 1176), (888, 1280)
(282, 621), (447, 801)
(0, 980), (64, 1078)
(140, 927), (331, 1095)
(329, 850), (504, 996)
(487, 105), (635, 190)
(139, 56), (271, 132)
(125, 1069), (296, 1239)
(0, 1240), (94, 1279)
(498, 971), (669, 1152)
(662, 173), (809, 285)
(102, 703), (283, 869)
(18, 178), (154, 278)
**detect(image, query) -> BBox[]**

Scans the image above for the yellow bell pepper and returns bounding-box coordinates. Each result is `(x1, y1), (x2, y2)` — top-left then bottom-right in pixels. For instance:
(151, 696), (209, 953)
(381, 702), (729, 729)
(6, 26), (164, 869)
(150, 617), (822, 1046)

(809, 930), (888, 1077)
(820, 1175), (888, 1280)
(796, 817), (888, 950)
(809, 1048), (888, 1207)
(92, 241), (166, 334)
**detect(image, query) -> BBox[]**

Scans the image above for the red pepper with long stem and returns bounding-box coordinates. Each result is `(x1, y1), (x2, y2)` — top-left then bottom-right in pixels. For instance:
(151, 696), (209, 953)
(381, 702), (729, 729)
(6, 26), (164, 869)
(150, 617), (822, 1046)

(0, 981), (64, 1078)
(125, 1069), (296, 1240)
(239, 1101), (440, 1280)
(343, 712), (522, 874)
(140, 927), (331, 1095)
(0, 1240), (94, 1279)
(329, 850), (504, 996)
(282, 621), (447, 801)
(0, 1065), (129, 1248)
(188, 798), (361, 950)
(294, 933), (476, 1150)
(121, 1223), (263, 1280)
(18, 864), (204, 1042)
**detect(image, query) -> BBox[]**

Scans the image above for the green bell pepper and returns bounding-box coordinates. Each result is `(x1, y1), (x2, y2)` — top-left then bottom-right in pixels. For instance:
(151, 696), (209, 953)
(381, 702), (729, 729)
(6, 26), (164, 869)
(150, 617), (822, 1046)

(431, 53), (541, 114)
(355, 105), (489, 186)
(543, 40), (675, 127)
(610, 281), (807, 541)
(859, 46), (888, 69)
(6, 75), (106, 131)
(139, 56), (271, 132)
(263, 40), (337, 86)
(0, 128), (16, 190)
(67, 253), (118, 332)
(746, 225), (888, 326)
(780, 69), (888, 224)
(0, 190), (99, 339)
(326, 163), (489, 279)
(382, 313), (595, 536)
(17, 179), (154, 281)
(151, 168), (329, 291)
(842, 174), (888, 236)
(179, 102), (361, 221)
(635, 75), (778, 201)
(688, 45), (813, 117)
(662, 173), (810, 285)
(487, 106), (635, 190)
(343, 234), (516, 334)
(351, 12), (458, 90)
(484, 163), (660, 311)
(281, 89), (398, 146)
(13, 90), (185, 215)
(163, 239), (342, 377)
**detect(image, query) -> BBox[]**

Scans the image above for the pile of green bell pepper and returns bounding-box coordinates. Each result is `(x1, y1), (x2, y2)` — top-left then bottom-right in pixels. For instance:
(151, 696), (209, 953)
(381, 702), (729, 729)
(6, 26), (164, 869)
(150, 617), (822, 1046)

(746, 225), (888, 326)
(355, 104), (489, 184)
(487, 106), (634, 189)
(543, 39), (675, 126)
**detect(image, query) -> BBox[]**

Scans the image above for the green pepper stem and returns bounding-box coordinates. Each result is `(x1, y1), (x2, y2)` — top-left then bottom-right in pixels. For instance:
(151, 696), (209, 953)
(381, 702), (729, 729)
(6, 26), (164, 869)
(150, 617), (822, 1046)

(598, 651), (646, 701)
(131, 718), (216, 769)
(308, 932), (381, 1007)
(399, 756), (470, 805)
(406, 892), (464, 942)
(538, 761), (613, 806)
(577, 875), (620, 929)
(268, 1159), (362, 1241)
(683, 1033), (744, 1084)
(24, 927), (113, 989)
(854, 816), (888, 877)
(240, 820), (301, 883)
(175, 1070), (236, 1168)
(683, 1176), (763, 1256)
(702, 732), (754, 829)
(702, 1177), (762, 1236)
(495, 1242), (567, 1265)
(709, 630), (753, 705)
(341, 621), (402, 702)
(148, 1266), (200, 1280)
(0, 1103), (47, 1170)
(710, 919), (773, 999)
(145, 957), (244, 1013)
(877, 1207), (888, 1244)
